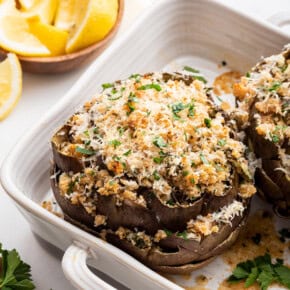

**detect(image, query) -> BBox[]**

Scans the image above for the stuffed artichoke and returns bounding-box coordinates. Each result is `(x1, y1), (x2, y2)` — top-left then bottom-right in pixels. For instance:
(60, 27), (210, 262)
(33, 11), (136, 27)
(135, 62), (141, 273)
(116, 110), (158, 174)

(51, 72), (255, 273)
(234, 45), (290, 217)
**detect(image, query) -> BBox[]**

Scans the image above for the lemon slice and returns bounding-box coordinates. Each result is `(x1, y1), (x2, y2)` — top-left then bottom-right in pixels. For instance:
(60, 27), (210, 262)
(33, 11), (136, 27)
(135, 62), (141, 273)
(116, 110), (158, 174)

(0, 1), (50, 56)
(20, 0), (58, 24)
(28, 16), (68, 56)
(0, 53), (22, 121)
(66, 0), (118, 53)
(54, 0), (76, 31)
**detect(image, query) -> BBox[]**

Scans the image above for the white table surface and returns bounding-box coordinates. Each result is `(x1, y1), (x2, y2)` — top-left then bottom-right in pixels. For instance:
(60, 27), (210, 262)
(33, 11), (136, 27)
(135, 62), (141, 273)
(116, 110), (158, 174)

(0, 1), (289, 289)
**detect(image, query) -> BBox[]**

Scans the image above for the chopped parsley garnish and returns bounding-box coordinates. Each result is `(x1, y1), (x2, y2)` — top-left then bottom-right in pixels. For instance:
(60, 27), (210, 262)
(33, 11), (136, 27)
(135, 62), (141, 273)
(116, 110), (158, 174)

(166, 199), (175, 206)
(67, 180), (76, 194)
(177, 231), (188, 240)
(183, 65), (200, 73)
(109, 139), (121, 149)
(0, 243), (35, 290)
(83, 130), (89, 137)
(188, 103), (195, 117)
(204, 118), (212, 128)
(128, 93), (138, 103)
(112, 155), (121, 161)
(108, 95), (122, 101)
(268, 82), (281, 92)
(153, 170), (160, 181)
(102, 83), (114, 89)
(84, 140), (91, 146)
(153, 136), (167, 148)
(246, 72), (251, 78)
(138, 83), (162, 91)
(93, 127), (99, 134)
(126, 93), (138, 115)
(146, 110), (151, 116)
(200, 152), (209, 164)
(182, 170), (189, 177)
(123, 149), (132, 156)
(280, 64), (288, 73)
(164, 229), (173, 236)
(270, 133), (279, 143)
(153, 151), (167, 164)
(227, 253), (290, 290)
(76, 146), (95, 155)
(190, 178), (195, 184)
(171, 102), (189, 120)
(153, 156), (164, 164)
(218, 139), (226, 146)
(193, 75), (207, 84)
(117, 127), (125, 136)
(130, 74), (141, 82)
(251, 233), (261, 245)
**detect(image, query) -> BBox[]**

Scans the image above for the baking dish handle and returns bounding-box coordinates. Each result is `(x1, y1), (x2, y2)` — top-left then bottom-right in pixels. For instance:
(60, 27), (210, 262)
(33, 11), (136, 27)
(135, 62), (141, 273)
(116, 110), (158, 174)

(267, 11), (290, 31)
(62, 241), (116, 290)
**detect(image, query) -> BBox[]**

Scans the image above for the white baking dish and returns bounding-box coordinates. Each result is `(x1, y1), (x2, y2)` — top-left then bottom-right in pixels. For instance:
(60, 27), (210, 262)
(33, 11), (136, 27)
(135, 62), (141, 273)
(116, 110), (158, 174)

(1, 0), (290, 289)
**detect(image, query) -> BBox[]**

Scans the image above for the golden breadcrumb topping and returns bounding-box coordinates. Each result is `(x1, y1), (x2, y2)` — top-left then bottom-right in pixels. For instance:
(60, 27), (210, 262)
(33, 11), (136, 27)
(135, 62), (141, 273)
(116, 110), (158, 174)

(56, 72), (253, 203)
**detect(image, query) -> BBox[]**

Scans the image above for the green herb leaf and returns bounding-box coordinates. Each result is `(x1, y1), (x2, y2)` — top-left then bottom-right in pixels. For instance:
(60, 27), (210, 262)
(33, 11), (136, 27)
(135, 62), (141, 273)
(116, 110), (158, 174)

(228, 253), (290, 290)
(102, 83), (114, 89)
(164, 229), (173, 236)
(153, 156), (164, 164)
(194, 75), (207, 84)
(117, 127), (125, 136)
(153, 170), (160, 181)
(138, 83), (162, 91)
(76, 146), (95, 155)
(183, 66), (200, 73)
(182, 170), (189, 177)
(123, 149), (132, 156)
(280, 64), (288, 73)
(245, 267), (259, 287)
(246, 72), (251, 78)
(130, 74), (141, 79)
(0, 244), (35, 290)
(268, 82), (281, 92)
(177, 231), (188, 240)
(109, 139), (121, 149)
(153, 136), (167, 148)
(190, 178), (195, 184)
(270, 133), (279, 143)
(217, 139), (226, 146)
(166, 199), (175, 206)
(188, 103), (195, 117)
(204, 118), (212, 128)
(200, 152), (209, 164)
(108, 95), (122, 101)
(274, 265), (290, 288)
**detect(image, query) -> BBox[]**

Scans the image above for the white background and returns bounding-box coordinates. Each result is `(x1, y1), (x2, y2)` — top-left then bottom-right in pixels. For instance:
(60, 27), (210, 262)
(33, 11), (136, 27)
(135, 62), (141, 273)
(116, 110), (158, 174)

(0, 1), (289, 289)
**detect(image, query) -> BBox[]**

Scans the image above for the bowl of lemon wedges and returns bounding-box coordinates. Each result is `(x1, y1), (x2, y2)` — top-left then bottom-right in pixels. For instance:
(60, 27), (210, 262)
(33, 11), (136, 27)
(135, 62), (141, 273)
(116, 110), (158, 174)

(0, 0), (124, 73)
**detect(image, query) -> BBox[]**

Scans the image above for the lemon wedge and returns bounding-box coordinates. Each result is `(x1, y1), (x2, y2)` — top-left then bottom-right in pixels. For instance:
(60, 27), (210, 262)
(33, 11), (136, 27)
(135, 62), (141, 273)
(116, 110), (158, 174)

(0, 53), (22, 121)
(66, 0), (118, 53)
(54, 0), (76, 31)
(28, 16), (68, 56)
(0, 1), (50, 56)
(18, 0), (35, 10)
(20, 0), (58, 24)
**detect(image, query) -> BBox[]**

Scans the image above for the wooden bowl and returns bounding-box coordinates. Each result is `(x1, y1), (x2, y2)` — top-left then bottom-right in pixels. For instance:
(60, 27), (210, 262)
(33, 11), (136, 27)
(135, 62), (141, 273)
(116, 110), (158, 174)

(13, 0), (124, 74)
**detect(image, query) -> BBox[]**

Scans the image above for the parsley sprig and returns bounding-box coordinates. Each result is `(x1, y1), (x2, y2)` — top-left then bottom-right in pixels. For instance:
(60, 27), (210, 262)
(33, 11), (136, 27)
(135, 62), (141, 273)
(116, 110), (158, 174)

(0, 243), (35, 290)
(228, 253), (290, 290)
